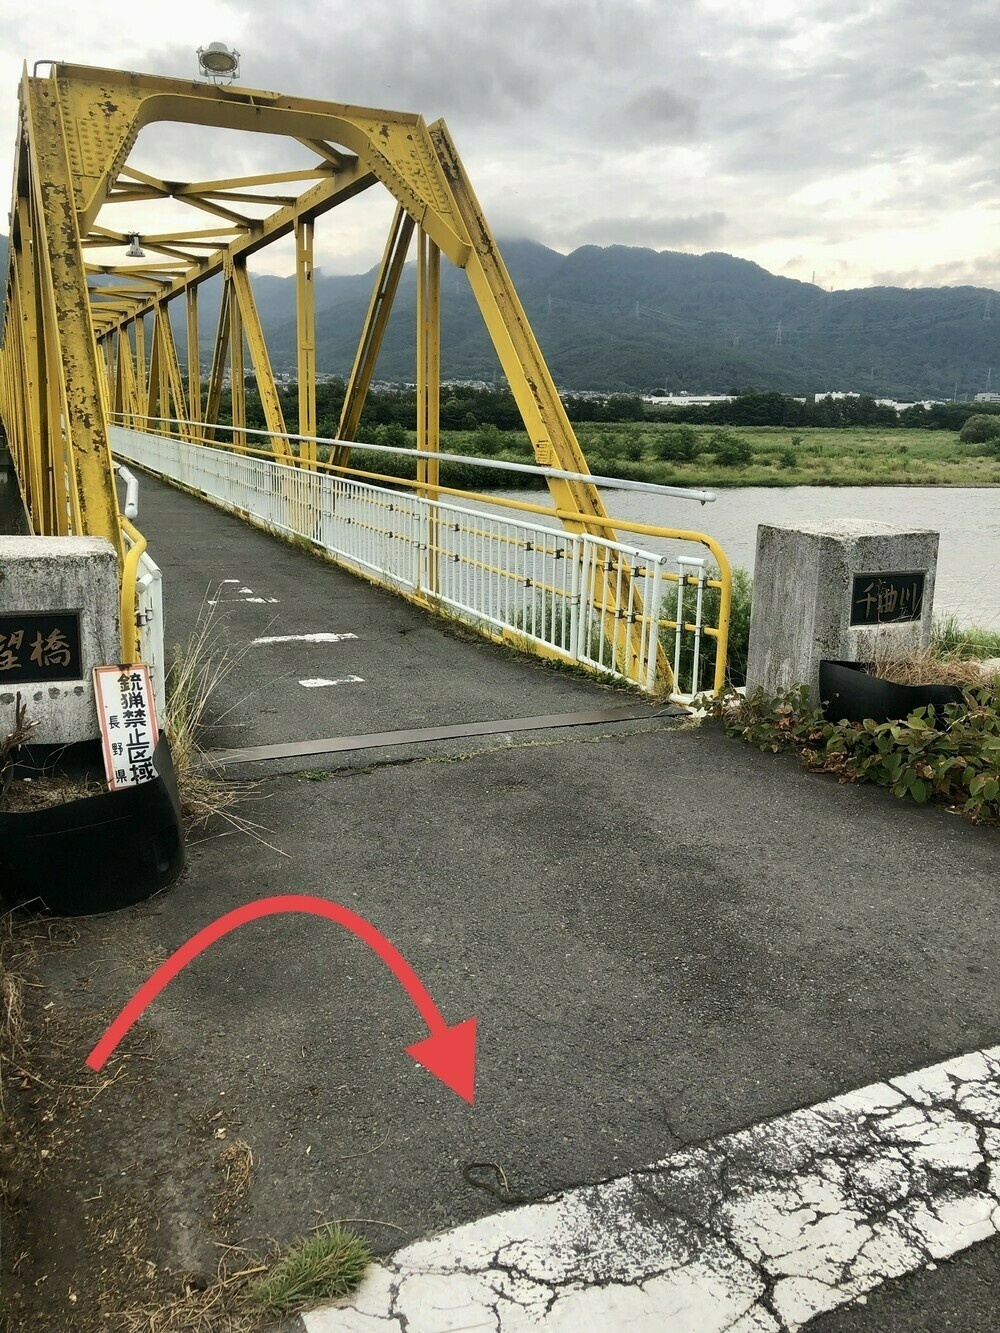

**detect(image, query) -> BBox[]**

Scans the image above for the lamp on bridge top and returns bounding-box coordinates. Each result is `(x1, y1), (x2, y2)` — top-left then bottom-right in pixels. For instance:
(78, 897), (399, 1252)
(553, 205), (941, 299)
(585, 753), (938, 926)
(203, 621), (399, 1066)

(197, 42), (241, 82)
(125, 233), (145, 258)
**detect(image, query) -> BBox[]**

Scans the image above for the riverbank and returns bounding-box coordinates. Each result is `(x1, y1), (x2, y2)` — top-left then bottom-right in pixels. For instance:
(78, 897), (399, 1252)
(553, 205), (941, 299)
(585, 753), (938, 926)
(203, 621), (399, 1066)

(327, 425), (1000, 492)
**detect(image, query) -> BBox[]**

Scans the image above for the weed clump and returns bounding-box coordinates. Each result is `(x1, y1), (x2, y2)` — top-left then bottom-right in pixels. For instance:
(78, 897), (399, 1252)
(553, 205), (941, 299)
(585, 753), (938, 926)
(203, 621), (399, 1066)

(716, 684), (1000, 823)
(245, 1224), (371, 1315)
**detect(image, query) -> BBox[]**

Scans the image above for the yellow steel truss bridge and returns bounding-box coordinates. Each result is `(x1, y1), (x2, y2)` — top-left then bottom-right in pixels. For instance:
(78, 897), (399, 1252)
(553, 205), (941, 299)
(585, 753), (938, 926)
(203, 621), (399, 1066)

(0, 62), (731, 698)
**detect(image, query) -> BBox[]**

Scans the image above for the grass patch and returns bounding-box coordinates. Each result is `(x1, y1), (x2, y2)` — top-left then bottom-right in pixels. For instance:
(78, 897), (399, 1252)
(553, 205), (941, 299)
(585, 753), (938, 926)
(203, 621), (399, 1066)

(932, 613), (1000, 661)
(412, 423), (1000, 490)
(244, 1223), (371, 1315)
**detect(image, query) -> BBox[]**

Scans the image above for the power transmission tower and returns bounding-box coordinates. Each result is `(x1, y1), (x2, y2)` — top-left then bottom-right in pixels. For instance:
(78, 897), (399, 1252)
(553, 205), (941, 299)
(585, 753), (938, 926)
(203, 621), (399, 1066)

(984, 295), (992, 322)
(775, 321), (783, 346)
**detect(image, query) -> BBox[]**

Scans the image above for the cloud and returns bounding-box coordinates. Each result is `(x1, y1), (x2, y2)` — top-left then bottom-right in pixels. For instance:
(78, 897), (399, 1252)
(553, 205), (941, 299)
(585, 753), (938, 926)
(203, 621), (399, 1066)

(617, 87), (700, 142)
(871, 260), (1000, 291)
(566, 212), (728, 249)
(0, 0), (997, 289)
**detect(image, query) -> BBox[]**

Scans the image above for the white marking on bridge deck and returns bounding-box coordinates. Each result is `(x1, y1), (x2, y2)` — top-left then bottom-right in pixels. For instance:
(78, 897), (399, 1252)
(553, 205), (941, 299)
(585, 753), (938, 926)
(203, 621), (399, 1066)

(209, 579), (279, 606)
(250, 632), (359, 646)
(299, 677), (364, 688)
(303, 1045), (1000, 1332)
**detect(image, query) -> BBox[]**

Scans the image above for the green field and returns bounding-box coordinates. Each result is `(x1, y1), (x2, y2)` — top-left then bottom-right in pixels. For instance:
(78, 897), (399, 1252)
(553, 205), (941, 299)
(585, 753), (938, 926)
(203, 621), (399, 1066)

(569, 424), (1000, 489)
(326, 423), (1000, 492)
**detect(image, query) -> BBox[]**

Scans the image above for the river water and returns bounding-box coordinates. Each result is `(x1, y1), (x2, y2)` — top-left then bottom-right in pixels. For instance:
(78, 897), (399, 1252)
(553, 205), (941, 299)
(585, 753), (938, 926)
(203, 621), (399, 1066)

(484, 486), (1000, 629)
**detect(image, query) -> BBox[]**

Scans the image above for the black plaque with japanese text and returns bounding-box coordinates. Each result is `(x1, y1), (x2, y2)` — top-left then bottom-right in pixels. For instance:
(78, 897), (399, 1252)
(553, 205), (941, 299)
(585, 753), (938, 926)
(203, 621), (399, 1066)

(850, 573), (925, 627)
(0, 611), (83, 683)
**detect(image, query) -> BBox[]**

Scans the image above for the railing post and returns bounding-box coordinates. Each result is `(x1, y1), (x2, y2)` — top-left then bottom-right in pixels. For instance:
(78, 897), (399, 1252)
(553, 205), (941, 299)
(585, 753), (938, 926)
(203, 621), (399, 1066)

(645, 559), (668, 693)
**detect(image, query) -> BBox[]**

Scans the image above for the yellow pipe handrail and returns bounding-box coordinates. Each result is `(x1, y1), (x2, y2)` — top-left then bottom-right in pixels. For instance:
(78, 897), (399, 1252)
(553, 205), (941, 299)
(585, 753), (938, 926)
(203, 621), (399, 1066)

(118, 515), (147, 664)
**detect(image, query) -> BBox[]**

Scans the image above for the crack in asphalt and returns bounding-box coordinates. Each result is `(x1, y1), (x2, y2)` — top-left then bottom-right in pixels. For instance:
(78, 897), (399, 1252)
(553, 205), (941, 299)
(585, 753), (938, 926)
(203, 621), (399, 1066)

(302, 1046), (1000, 1332)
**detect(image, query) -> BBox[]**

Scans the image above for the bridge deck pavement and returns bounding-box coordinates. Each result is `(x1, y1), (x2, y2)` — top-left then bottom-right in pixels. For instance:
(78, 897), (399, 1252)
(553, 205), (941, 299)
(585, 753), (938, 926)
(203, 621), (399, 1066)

(28, 474), (1000, 1330)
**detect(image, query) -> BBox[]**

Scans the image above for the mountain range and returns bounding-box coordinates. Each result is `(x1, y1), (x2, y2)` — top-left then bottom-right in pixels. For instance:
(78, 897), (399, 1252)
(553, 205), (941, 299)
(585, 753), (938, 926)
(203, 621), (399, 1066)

(3, 233), (998, 400)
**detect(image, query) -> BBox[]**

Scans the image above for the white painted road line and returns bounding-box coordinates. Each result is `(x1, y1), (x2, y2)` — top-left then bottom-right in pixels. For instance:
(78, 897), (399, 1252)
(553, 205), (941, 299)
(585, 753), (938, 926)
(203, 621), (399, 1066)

(250, 632), (359, 645)
(209, 579), (279, 606)
(304, 1045), (1000, 1332)
(299, 677), (365, 688)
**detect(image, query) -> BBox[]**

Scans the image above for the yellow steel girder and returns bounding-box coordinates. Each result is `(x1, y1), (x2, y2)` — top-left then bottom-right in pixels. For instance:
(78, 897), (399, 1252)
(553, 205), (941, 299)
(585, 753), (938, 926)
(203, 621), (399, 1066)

(0, 60), (666, 680)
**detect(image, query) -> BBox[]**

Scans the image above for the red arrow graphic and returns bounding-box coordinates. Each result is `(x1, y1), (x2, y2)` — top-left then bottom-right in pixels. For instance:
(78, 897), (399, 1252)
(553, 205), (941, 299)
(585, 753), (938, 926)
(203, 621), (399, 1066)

(85, 894), (477, 1103)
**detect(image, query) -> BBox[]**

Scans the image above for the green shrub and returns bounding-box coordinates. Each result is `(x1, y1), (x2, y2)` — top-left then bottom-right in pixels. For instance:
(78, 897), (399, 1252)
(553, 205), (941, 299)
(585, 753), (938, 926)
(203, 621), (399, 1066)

(655, 425), (701, 462)
(717, 686), (1000, 823)
(777, 446), (797, 469)
(959, 414), (1000, 445)
(374, 422), (408, 449)
(709, 429), (753, 467)
(472, 423), (505, 456)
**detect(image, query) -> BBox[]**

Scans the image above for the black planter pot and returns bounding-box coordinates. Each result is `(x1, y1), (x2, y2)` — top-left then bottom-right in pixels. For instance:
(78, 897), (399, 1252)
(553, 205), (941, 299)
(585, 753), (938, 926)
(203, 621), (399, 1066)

(819, 659), (965, 726)
(0, 735), (185, 915)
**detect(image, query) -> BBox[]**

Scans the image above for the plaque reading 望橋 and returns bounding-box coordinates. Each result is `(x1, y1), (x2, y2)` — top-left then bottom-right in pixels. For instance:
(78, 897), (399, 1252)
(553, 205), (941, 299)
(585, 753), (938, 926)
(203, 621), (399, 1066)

(0, 611), (83, 683)
(850, 573), (925, 627)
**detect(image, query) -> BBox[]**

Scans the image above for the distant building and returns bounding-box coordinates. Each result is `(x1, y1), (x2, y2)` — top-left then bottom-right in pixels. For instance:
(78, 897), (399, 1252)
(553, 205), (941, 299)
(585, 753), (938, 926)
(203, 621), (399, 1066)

(642, 393), (736, 407)
(975, 391), (1000, 403)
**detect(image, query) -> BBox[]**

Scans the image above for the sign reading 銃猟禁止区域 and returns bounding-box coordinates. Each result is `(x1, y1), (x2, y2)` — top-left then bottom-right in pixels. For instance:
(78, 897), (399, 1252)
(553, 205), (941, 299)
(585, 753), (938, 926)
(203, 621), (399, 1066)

(93, 664), (160, 790)
(0, 611), (83, 682)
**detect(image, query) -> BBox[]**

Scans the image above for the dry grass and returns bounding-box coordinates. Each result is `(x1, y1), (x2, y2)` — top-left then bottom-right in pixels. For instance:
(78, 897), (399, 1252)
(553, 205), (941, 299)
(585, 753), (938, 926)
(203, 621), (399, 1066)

(0, 918), (29, 1117)
(114, 1221), (371, 1332)
(116, 1253), (267, 1333)
(0, 693), (37, 764)
(2, 692), (107, 811)
(0, 694), (39, 806)
(212, 1139), (254, 1225)
(164, 597), (273, 846)
(869, 640), (998, 689)
(2, 775), (105, 811)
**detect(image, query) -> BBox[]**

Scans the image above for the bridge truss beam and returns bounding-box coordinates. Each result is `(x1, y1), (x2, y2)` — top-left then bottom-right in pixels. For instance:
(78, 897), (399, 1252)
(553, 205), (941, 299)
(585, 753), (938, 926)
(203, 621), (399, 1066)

(0, 61), (658, 679)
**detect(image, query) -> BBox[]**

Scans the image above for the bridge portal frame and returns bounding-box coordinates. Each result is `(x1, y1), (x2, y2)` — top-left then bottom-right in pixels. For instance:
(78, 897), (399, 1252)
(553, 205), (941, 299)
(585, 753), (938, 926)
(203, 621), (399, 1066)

(0, 62), (665, 682)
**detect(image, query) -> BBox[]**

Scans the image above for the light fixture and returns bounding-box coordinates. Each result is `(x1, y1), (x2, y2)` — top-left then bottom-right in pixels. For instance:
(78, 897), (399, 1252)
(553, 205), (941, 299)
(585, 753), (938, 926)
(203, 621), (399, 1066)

(197, 42), (240, 83)
(126, 233), (145, 258)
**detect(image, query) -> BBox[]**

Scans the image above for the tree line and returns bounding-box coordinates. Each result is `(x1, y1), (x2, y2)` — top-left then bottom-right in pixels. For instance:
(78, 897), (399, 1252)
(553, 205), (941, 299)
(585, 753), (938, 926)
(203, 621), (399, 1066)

(234, 378), (1000, 438)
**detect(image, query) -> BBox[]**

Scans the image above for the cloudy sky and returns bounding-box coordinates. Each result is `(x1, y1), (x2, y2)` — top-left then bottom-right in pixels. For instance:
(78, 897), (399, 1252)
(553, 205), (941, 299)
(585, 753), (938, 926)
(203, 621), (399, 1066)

(1, 0), (998, 290)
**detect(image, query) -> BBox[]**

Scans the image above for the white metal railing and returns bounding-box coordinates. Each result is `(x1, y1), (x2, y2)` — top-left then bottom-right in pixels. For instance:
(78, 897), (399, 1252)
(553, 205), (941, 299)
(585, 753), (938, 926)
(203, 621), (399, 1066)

(136, 547), (165, 719)
(109, 426), (715, 696)
(117, 465), (165, 718)
(113, 413), (720, 507)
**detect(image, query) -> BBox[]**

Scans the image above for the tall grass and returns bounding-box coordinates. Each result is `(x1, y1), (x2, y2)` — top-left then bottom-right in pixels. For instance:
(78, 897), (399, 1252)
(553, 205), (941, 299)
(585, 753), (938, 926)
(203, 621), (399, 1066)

(164, 598), (260, 834)
(932, 614), (1000, 660)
